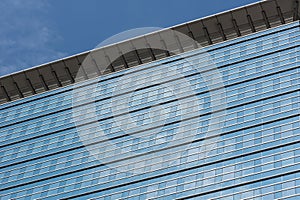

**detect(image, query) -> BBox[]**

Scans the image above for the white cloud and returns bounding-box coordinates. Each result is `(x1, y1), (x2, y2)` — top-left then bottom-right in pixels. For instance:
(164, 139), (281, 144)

(0, 0), (66, 76)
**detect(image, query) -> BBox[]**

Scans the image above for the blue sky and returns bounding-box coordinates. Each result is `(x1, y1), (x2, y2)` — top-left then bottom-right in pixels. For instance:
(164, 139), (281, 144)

(0, 0), (260, 76)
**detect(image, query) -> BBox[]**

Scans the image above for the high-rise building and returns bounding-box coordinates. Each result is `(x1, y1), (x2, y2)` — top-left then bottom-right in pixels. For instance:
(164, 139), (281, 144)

(1, 0), (300, 199)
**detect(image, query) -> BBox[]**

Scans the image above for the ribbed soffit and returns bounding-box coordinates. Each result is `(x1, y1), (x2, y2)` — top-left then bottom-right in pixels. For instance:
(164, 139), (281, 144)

(0, 0), (299, 105)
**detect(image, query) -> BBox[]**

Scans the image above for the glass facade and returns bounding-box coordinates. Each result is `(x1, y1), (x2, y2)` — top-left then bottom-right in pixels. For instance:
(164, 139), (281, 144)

(0, 20), (300, 200)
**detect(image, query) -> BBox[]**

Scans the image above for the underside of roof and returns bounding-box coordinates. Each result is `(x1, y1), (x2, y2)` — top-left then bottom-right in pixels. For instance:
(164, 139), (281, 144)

(0, 0), (299, 105)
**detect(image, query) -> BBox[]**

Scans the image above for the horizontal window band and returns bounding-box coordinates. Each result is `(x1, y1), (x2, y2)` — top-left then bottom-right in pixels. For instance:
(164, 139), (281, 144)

(2, 128), (299, 195)
(1, 90), (298, 164)
(3, 103), (297, 186)
(0, 79), (300, 165)
(62, 138), (300, 199)
(2, 109), (299, 188)
(178, 169), (300, 200)
(1, 85), (299, 168)
(0, 112), (299, 193)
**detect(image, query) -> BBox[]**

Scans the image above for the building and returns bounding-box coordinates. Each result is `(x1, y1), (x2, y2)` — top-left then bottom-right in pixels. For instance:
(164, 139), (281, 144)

(0, 0), (300, 199)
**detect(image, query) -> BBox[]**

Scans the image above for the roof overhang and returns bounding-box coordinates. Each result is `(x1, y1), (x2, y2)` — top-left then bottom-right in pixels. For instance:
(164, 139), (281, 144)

(0, 0), (299, 105)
